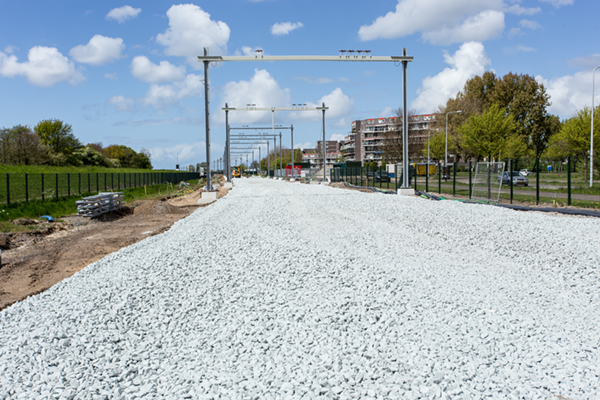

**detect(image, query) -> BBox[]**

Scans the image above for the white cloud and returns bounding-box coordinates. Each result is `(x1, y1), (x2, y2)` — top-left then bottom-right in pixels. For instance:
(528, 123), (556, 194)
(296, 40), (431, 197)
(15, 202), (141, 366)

(104, 72), (118, 80)
(0, 46), (84, 87)
(235, 46), (261, 56)
(309, 88), (354, 119)
(411, 42), (491, 113)
(505, 4), (541, 15)
(537, 71), (600, 119)
(3, 45), (17, 54)
(380, 106), (394, 117)
(568, 54), (600, 69)
(516, 44), (537, 52)
(271, 22), (304, 35)
(509, 18), (542, 38)
(108, 95), (135, 112)
(142, 74), (203, 109)
(292, 76), (349, 85)
(329, 134), (345, 141)
(539, 0), (573, 8)
(69, 35), (125, 66)
(130, 56), (186, 83)
(106, 5), (141, 23)
(156, 4), (230, 66)
(422, 10), (505, 45)
(295, 142), (313, 150)
(148, 141), (224, 166)
(358, 0), (505, 45)
(519, 19), (542, 30)
(220, 69), (291, 123)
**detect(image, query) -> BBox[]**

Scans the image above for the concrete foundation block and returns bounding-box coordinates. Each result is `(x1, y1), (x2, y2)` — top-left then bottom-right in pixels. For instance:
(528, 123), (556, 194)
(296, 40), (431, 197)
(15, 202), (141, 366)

(397, 188), (415, 196)
(223, 182), (233, 189)
(197, 191), (218, 205)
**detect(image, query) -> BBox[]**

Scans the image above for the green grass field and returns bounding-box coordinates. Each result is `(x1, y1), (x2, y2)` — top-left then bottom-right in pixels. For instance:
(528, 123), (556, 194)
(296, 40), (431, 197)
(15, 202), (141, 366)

(0, 177), (204, 232)
(0, 165), (178, 174)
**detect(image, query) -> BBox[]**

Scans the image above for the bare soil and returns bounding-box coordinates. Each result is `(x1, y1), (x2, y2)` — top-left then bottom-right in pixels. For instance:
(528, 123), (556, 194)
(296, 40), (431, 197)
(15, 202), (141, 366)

(0, 185), (230, 311)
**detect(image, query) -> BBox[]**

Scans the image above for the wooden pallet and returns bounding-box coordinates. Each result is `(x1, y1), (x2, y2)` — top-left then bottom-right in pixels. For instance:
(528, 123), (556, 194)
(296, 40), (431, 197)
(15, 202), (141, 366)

(76, 192), (125, 218)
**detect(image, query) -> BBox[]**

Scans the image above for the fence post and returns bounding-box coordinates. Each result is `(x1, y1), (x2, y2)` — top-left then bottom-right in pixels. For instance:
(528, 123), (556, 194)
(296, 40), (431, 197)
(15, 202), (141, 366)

(25, 173), (29, 202)
(469, 161), (472, 199)
(68, 174), (70, 197)
(567, 156), (571, 206)
(56, 174), (58, 199)
(88, 173), (90, 194)
(42, 173), (45, 201)
(96, 173), (99, 194)
(104, 173), (107, 192)
(426, 165), (429, 192)
(6, 174), (10, 205)
(510, 159), (513, 204)
(452, 164), (456, 196)
(78, 173), (81, 195)
(111, 173), (114, 191)
(414, 166), (417, 191)
(438, 162), (441, 194)
(536, 158), (540, 205)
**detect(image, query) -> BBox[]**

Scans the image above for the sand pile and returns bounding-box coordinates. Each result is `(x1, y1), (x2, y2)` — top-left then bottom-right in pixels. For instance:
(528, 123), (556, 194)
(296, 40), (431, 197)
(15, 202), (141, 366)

(133, 198), (188, 215)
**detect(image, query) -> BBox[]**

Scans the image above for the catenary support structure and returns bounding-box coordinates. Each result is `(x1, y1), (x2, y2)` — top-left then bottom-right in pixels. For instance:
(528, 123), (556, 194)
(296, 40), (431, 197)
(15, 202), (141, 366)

(200, 50), (414, 189)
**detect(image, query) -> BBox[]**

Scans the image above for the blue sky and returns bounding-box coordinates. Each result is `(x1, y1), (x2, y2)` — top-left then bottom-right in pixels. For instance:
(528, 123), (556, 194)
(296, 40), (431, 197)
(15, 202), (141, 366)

(1, 0), (598, 169)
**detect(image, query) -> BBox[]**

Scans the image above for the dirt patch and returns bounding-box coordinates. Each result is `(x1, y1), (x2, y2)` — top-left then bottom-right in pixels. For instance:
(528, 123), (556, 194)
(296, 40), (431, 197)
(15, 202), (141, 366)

(329, 182), (374, 194)
(134, 197), (188, 216)
(0, 185), (231, 311)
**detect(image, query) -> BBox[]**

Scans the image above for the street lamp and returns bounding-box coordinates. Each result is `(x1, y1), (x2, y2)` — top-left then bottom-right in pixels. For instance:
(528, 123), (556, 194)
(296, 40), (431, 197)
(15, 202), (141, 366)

(591, 66), (600, 187)
(445, 110), (462, 167)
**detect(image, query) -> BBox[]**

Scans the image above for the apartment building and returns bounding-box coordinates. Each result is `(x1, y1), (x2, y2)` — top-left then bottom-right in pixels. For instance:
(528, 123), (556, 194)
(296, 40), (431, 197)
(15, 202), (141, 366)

(342, 114), (436, 163)
(302, 141), (341, 167)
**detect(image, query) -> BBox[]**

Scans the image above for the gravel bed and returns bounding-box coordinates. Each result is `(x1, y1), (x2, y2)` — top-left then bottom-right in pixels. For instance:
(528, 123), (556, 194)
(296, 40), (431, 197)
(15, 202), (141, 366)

(1, 177), (599, 399)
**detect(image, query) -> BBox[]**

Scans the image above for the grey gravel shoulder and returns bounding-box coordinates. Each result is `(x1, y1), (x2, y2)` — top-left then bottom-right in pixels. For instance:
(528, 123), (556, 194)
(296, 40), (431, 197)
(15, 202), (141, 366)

(1, 177), (598, 399)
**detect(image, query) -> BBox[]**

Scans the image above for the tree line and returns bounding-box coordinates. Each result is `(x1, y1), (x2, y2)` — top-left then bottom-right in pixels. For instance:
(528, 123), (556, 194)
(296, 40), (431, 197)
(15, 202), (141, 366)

(383, 71), (600, 180)
(0, 119), (152, 169)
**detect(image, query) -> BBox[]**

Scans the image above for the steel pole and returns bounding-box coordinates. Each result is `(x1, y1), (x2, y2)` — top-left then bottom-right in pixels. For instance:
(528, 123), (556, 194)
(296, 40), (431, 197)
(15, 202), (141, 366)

(445, 113), (449, 168)
(291, 124), (294, 178)
(592, 66), (599, 187)
(259, 147), (262, 176)
(401, 49), (409, 189)
(203, 48), (212, 190)
(225, 103), (231, 181)
(445, 110), (462, 168)
(272, 110), (275, 177)
(267, 141), (270, 178)
(322, 102), (326, 182)
(279, 132), (283, 175)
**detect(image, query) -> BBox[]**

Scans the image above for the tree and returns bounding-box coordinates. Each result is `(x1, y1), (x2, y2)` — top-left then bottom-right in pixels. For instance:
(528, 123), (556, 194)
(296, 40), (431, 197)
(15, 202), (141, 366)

(382, 108), (422, 162)
(132, 151), (152, 169)
(0, 125), (48, 165)
(34, 119), (82, 155)
(104, 145), (152, 169)
(422, 131), (447, 162)
(430, 73), (497, 164)
(459, 104), (515, 161)
(548, 106), (600, 181)
(493, 72), (555, 158)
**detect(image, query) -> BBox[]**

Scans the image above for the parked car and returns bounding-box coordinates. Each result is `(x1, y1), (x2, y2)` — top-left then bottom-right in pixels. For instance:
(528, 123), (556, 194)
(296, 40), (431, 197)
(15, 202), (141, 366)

(498, 171), (529, 186)
(519, 169), (531, 176)
(374, 171), (390, 182)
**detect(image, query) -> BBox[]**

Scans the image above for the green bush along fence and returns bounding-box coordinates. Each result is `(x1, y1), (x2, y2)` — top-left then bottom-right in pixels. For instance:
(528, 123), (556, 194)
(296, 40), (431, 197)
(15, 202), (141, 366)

(331, 158), (600, 208)
(0, 171), (200, 205)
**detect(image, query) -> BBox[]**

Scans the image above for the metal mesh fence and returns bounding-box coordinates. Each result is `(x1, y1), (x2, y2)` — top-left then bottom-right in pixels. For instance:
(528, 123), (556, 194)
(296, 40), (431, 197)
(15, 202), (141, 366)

(0, 172), (199, 205)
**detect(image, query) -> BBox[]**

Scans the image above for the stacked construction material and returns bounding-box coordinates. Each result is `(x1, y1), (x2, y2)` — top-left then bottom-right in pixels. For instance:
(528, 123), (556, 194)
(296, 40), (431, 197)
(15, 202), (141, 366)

(76, 192), (124, 217)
